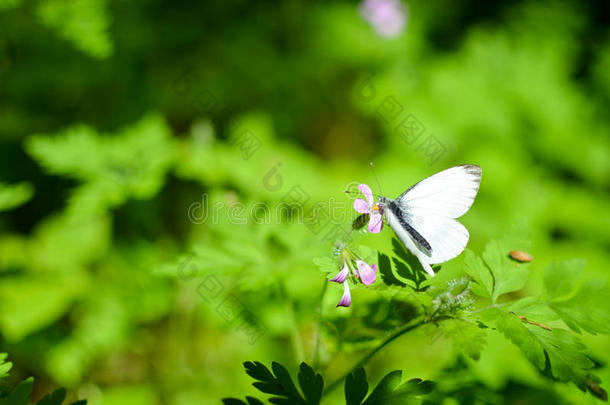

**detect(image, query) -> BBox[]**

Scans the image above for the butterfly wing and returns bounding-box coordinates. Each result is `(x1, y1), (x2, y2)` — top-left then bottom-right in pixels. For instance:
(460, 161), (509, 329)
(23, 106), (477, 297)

(396, 164), (481, 264)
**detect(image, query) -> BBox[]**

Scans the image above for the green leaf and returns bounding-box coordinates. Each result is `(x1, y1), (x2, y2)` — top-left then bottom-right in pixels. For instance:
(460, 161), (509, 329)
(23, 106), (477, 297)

(508, 297), (559, 324)
(0, 377), (33, 405)
(362, 371), (435, 405)
(35, 0), (112, 58)
(298, 362), (323, 405)
(345, 368), (368, 405)
(25, 114), (175, 219)
(0, 182), (34, 212)
(313, 257), (337, 274)
(243, 361), (307, 405)
(37, 388), (66, 405)
(482, 239), (529, 302)
(462, 249), (493, 298)
(488, 308), (602, 395)
(442, 318), (487, 360)
(544, 259), (585, 300)
(378, 252), (405, 287)
(0, 354), (12, 380)
(544, 260), (610, 335)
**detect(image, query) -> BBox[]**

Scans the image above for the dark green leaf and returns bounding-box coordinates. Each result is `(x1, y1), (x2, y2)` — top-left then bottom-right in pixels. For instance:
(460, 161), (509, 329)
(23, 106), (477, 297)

(345, 367), (368, 405)
(37, 388), (66, 405)
(243, 361), (307, 405)
(298, 362), (323, 405)
(222, 399), (249, 405)
(362, 370), (435, 405)
(222, 398), (264, 405)
(378, 252), (405, 287)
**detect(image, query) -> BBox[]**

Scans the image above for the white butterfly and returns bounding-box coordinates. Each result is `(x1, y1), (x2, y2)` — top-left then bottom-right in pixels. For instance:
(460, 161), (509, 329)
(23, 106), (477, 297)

(375, 164), (482, 276)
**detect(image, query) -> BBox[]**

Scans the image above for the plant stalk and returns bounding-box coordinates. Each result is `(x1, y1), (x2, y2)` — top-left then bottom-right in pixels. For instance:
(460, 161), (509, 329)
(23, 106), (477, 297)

(323, 317), (428, 395)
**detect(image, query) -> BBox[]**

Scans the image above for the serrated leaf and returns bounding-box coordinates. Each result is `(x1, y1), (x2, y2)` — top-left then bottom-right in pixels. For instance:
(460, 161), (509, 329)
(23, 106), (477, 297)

(391, 239), (428, 288)
(345, 367), (368, 405)
(489, 308), (546, 370)
(378, 252), (405, 287)
(544, 260), (610, 335)
(442, 319), (487, 360)
(463, 249), (493, 298)
(489, 308), (600, 393)
(544, 259), (585, 300)
(362, 371), (435, 405)
(271, 362), (302, 398)
(298, 362), (323, 405)
(243, 361), (307, 405)
(482, 239), (529, 302)
(549, 279), (610, 335)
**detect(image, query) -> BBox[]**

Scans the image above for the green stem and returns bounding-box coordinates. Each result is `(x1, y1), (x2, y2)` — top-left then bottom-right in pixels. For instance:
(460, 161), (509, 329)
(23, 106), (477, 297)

(313, 279), (329, 369)
(323, 318), (428, 395)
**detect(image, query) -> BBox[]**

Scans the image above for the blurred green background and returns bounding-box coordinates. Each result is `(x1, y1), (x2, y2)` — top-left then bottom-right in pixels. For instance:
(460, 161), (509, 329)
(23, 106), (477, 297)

(1, 0), (609, 404)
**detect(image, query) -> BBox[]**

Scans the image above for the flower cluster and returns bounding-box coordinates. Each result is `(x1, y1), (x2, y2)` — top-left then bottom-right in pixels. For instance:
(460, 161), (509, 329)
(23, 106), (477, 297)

(329, 244), (378, 307)
(329, 184), (382, 307)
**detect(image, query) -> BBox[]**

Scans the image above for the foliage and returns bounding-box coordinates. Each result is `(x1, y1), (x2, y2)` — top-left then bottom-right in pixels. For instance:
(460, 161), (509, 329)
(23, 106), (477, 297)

(1, 0), (610, 404)
(0, 354), (87, 404)
(0, 182), (33, 212)
(223, 361), (434, 405)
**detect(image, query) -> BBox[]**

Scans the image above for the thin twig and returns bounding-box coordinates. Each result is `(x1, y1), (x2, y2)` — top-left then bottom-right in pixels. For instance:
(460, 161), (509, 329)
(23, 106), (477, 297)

(323, 318), (428, 395)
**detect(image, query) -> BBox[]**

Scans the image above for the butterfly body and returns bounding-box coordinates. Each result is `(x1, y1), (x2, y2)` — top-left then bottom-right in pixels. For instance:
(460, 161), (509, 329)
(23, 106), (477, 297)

(375, 164), (482, 276)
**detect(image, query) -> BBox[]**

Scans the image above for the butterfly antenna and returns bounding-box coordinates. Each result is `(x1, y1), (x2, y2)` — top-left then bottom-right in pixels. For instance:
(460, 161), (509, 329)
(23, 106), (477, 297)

(369, 162), (384, 196)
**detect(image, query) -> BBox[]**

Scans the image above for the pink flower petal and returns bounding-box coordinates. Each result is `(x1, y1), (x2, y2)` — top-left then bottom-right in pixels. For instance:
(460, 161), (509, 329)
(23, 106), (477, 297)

(353, 198), (370, 214)
(358, 184), (374, 205)
(336, 282), (351, 307)
(330, 263), (349, 283)
(357, 260), (377, 286)
(368, 212), (383, 233)
(371, 264), (377, 273)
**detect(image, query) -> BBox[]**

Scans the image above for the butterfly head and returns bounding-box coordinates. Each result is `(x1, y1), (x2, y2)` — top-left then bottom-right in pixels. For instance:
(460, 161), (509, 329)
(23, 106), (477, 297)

(374, 196), (387, 214)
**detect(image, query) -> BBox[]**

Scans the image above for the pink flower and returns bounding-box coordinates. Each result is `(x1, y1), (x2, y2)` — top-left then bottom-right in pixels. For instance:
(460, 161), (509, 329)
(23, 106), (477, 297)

(359, 0), (407, 38)
(336, 282), (351, 307)
(356, 260), (377, 285)
(330, 258), (378, 307)
(353, 184), (383, 233)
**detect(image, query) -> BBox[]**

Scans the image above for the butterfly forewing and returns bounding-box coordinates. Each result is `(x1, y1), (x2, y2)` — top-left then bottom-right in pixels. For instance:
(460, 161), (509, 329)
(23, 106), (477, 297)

(397, 164), (481, 219)
(391, 164), (481, 265)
